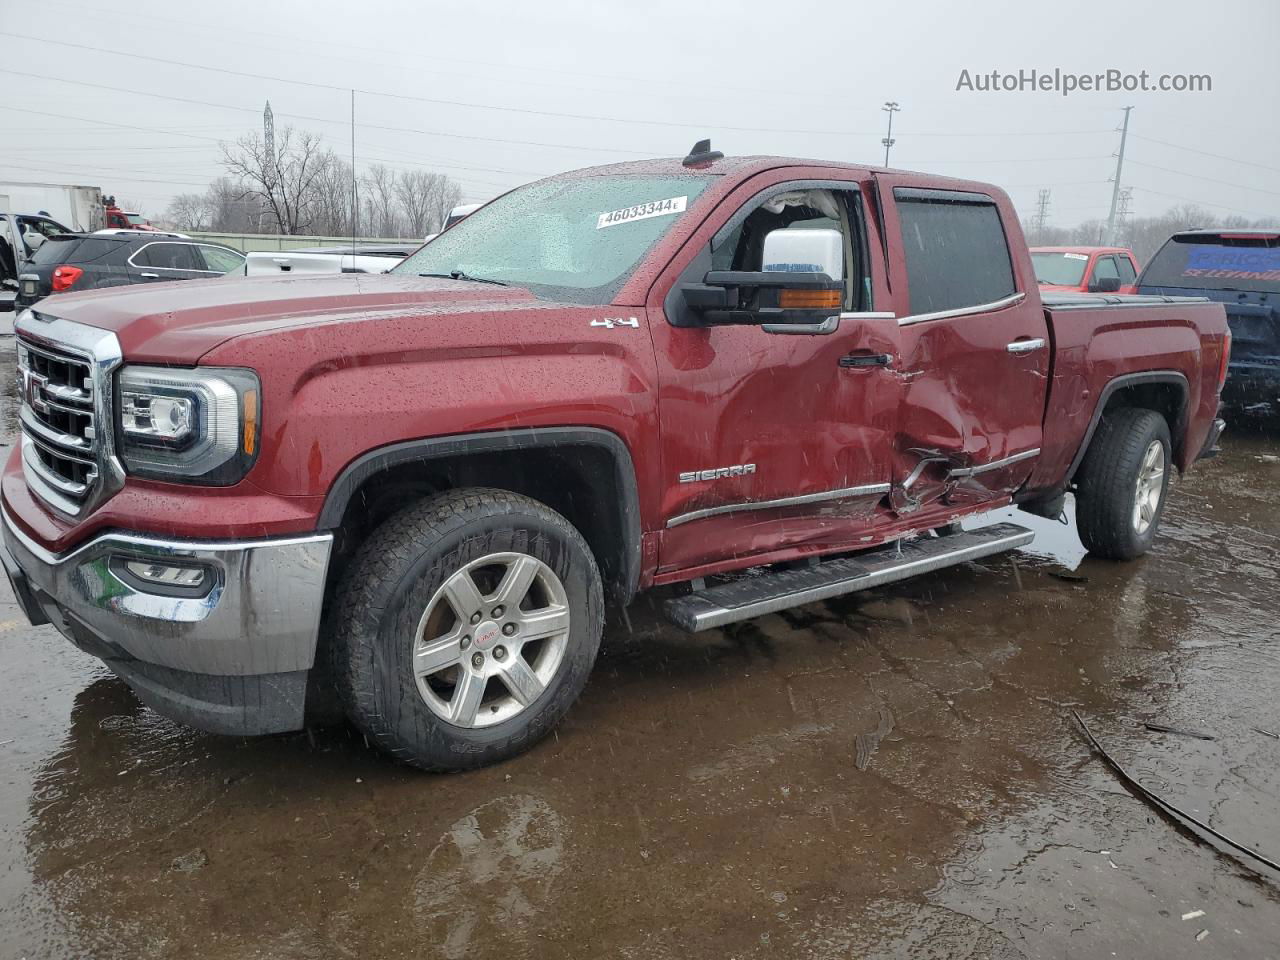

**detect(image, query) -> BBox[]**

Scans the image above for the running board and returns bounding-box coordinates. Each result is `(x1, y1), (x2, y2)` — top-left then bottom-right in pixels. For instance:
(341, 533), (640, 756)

(664, 522), (1035, 633)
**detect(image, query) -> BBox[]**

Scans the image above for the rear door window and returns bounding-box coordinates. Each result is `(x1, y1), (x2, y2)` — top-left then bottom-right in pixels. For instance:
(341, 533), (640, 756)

(894, 189), (1016, 315)
(132, 242), (200, 271)
(1139, 234), (1280, 293)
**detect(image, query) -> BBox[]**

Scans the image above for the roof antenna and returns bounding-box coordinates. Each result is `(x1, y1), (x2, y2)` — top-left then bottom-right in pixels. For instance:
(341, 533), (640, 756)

(682, 138), (724, 168)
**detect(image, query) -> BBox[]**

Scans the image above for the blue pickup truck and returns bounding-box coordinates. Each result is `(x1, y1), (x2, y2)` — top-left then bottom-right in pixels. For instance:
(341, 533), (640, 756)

(1137, 228), (1280, 409)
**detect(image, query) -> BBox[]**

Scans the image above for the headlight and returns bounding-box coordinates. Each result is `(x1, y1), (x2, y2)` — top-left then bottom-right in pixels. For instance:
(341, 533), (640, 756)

(116, 366), (260, 484)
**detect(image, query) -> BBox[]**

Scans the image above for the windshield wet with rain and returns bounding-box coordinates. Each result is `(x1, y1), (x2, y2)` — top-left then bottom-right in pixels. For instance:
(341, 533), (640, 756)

(395, 174), (714, 303)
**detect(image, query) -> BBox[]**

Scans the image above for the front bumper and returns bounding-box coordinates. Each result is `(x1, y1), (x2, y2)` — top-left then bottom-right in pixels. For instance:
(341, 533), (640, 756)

(1, 506), (333, 735)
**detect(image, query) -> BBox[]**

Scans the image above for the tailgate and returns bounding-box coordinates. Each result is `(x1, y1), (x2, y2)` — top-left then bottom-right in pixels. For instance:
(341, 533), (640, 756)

(1224, 301), (1280, 364)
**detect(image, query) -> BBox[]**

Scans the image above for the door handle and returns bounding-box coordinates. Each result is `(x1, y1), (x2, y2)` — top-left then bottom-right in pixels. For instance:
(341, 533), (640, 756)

(839, 352), (893, 369)
(140, 272), (160, 279)
(1006, 338), (1046, 354)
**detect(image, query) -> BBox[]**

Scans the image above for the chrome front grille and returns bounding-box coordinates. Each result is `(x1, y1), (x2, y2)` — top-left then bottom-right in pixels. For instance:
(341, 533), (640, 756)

(14, 312), (124, 517)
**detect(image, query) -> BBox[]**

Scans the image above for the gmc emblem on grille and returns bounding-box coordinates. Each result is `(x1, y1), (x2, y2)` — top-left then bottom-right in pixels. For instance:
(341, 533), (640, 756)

(23, 370), (50, 414)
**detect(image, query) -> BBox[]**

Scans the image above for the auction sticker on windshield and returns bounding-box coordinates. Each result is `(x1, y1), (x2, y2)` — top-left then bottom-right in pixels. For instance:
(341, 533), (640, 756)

(597, 196), (688, 229)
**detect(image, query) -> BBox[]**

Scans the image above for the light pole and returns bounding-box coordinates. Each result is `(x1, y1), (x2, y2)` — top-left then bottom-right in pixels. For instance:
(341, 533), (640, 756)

(881, 101), (900, 167)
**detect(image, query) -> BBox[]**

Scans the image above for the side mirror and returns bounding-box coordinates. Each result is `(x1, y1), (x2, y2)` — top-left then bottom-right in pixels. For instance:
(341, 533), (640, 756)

(1089, 275), (1122, 293)
(24, 232), (46, 254)
(681, 270), (843, 334)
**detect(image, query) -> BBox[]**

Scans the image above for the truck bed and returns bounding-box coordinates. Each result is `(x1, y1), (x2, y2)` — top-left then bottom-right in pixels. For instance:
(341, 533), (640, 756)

(1026, 292), (1227, 493)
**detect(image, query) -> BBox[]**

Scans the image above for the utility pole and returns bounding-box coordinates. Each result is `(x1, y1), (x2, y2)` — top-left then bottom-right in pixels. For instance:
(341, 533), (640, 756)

(1033, 189), (1051, 243)
(881, 101), (900, 167)
(261, 100), (274, 234)
(351, 90), (358, 248)
(1104, 106), (1133, 245)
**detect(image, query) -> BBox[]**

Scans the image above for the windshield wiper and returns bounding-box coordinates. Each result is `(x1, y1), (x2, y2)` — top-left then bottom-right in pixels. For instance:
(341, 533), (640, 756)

(418, 270), (507, 286)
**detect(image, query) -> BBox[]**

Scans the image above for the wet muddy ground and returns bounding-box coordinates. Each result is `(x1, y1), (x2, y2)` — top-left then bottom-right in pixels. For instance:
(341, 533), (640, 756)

(0, 334), (1278, 958)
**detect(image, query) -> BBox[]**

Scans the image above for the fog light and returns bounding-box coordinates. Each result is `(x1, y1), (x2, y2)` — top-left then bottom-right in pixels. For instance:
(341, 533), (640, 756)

(125, 561), (206, 587)
(111, 557), (213, 596)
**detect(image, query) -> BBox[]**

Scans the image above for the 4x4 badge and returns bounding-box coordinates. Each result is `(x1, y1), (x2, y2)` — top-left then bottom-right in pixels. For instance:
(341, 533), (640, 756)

(591, 317), (639, 330)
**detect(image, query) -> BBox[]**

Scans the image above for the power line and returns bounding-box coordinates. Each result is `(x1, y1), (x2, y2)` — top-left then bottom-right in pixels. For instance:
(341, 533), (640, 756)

(0, 70), (656, 157)
(0, 32), (1118, 142)
(1129, 133), (1280, 176)
(1128, 186), (1273, 218)
(1124, 158), (1280, 198)
(0, 104), (227, 142)
(0, 31), (875, 137)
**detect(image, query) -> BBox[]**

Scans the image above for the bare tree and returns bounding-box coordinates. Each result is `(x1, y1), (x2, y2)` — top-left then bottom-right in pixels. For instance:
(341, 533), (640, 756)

(221, 126), (331, 234)
(164, 193), (213, 231)
(433, 179), (464, 232)
(395, 169), (464, 236)
(361, 164), (402, 238)
(309, 158), (355, 237)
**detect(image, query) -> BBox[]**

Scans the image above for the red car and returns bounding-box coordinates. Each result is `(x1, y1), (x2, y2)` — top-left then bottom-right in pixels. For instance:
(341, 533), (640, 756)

(1032, 245), (1141, 294)
(1, 144), (1228, 771)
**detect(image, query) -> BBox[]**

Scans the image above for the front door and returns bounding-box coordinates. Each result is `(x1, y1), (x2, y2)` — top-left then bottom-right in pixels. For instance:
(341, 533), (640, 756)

(878, 181), (1050, 513)
(648, 175), (900, 574)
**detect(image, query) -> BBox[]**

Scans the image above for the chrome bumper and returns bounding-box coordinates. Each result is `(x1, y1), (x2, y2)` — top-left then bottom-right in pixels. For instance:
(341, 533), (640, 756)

(1, 507), (333, 734)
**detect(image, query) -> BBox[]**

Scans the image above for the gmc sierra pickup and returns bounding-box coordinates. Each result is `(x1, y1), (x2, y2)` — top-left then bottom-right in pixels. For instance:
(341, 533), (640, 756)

(1, 142), (1229, 771)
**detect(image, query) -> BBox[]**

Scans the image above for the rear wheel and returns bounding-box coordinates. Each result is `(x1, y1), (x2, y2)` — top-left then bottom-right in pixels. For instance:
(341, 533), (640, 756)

(1075, 407), (1172, 560)
(331, 488), (604, 771)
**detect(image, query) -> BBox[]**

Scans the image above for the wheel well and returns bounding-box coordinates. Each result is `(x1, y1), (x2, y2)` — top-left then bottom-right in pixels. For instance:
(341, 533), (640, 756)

(1100, 382), (1186, 458)
(323, 440), (640, 610)
(1067, 374), (1188, 486)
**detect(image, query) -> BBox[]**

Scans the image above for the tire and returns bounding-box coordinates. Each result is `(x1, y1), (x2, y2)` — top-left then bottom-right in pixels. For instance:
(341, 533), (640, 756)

(1074, 407), (1172, 560)
(331, 488), (604, 771)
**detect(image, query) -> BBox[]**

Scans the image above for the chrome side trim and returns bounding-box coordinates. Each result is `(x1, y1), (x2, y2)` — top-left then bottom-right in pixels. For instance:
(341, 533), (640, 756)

(948, 447), (1041, 478)
(838, 311), (897, 321)
(666, 483), (890, 529)
(898, 291), (1026, 326)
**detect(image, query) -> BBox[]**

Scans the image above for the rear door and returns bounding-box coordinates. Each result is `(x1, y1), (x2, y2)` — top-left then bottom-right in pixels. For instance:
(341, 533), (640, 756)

(880, 182), (1049, 512)
(128, 241), (207, 283)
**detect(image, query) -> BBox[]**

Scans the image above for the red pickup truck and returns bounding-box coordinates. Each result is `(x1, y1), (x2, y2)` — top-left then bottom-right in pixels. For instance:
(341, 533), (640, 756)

(1031, 245), (1142, 294)
(1, 144), (1228, 771)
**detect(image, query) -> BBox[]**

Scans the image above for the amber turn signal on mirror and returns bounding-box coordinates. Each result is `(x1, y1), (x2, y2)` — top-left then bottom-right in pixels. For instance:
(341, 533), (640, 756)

(778, 289), (841, 309)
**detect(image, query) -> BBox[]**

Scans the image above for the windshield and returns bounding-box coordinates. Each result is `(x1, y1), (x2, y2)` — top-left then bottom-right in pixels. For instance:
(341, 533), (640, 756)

(394, 175), (714, 303)
(1139, 234), (1280, 293)
(126, 213), (148, 226)
(1031, 251), (1089, 286)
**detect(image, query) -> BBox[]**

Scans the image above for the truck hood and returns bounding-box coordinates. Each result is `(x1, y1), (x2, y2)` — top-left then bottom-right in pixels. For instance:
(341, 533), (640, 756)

(29, 273), (542, 364)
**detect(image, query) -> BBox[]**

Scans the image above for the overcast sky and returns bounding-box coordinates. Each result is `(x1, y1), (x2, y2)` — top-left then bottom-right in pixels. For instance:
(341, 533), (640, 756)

(1, 0), (1276, 227)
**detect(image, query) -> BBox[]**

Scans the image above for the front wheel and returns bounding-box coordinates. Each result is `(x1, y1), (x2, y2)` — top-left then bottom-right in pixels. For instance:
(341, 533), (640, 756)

(1074, 407), (1172, 560)
(331, 488), (604, 771)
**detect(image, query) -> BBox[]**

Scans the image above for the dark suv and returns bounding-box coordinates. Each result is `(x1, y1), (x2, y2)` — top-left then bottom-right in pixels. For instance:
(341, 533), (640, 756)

(1136, 228), (1279, 408)
(15, 232), (246, 310)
